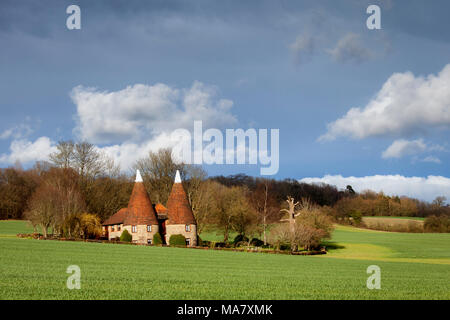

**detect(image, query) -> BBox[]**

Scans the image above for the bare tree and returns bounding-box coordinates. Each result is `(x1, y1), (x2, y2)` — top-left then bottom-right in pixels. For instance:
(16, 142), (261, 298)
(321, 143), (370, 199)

(49, 141), (75, 169)
(279, 197), (320, 251)
(73, 142), (105, 178)
(25, 185), (55, 238)
(101, 152), (121, 178)
(134, 148), (185, 204)
(432, 196), (447, 208)
(25, 168), (86, 238)
(134, 148), (205, 206)
(280, 196), (300, 232)
(208, 183), (254, 242)
(250, 180), (278, 245)
(0, 168), (37, 219)
(188, 179), (214, 234)
(50, 141), (117, 179)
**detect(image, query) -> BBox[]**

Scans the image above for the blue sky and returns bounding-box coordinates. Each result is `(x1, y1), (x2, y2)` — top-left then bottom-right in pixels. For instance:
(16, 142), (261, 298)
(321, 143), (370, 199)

(1, 0), (449, 201)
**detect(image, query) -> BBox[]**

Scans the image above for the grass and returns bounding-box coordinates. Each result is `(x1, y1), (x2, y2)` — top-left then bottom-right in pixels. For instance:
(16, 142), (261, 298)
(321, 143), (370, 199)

(0, 220), (36, 237)
(199, 230), (237, 242)
(0, 220), (449, 300)
(325, 225), (449, 264)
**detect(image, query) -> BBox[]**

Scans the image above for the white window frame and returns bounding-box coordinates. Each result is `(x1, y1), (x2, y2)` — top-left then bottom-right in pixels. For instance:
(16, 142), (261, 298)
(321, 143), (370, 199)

(186, 238), (191, 246)
(185, 225), (191, 232)
(132, 225), (137, 233)
(147, 225), (152, 232)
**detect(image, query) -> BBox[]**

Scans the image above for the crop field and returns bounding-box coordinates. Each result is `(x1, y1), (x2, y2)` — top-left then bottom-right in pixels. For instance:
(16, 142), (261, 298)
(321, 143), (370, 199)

(0, 220), (449, 300)
(361, 216), (424, 232)
(363, 216), (425, 221)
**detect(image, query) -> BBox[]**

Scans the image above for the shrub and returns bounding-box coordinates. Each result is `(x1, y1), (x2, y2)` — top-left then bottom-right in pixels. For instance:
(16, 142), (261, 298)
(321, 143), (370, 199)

(233, 234), (249, 245)
(79, 213), (102, 239)
(198, 236), (210, 247)
(215, 242), (226, 248)
(120, 229), (132, 242)
(361, 217), (424, 233)
(269, 204), (334, 252)
(153, 233), (163, 245)
(201, 240), (211, 247)
(169, 234), (186, 246)
(235, 241), (248, 247)
(250, 238), (264, 247)
(279, 243), (291, 251)
(350, 210), (363, 225)
(425, 215), (450, 233)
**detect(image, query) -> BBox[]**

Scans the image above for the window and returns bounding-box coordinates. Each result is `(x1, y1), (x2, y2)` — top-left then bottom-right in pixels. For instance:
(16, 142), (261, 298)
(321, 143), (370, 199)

(185, 225), (191, 232)
(118, 225), (121, 231)
(147, 239), (152, 245)
(111, 225), (115, 232)
(186, 238), (191, 246)
(147, 225), (152, 232)
(132, 225), (137, 233)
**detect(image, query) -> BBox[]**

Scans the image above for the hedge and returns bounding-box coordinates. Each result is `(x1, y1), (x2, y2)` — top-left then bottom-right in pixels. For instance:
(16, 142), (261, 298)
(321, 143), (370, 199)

(153, 232), (163, 245)
(120, 229), (132, 242)
(169, 234), (186, 246)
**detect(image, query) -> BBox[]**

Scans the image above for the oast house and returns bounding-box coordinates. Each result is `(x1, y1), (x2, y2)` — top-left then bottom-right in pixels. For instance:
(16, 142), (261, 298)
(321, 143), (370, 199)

(102, 170), (197, 246)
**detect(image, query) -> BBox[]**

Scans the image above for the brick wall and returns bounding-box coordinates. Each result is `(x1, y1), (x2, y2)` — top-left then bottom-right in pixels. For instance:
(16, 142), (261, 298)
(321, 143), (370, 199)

(107, 224), (124, 240)
(165, 224), (197, 246)
(123, 224), (159, 244)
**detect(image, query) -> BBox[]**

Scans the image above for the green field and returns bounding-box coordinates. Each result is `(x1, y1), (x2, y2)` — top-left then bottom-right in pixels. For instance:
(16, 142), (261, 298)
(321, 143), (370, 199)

(0, 220), (449, 299)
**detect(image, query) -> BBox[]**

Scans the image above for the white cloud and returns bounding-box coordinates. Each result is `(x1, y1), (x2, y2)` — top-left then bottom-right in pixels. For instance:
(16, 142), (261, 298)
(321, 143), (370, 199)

(0, 82), (238, 171)
(320, 64), (450, 141)
(382, 139), (445, 159)
(97, 132), (181, 172)
(421, 156), (441, 164)
(381, 139), (427, 159)
(290, 34), (315, 64)
(328, 33), (372, 63)
(0, 137), (56, 165)
(299, 174), (450, 202)
(0, 123), (33, 140)
(0, 128), (14, 140)
(67, 81), (238, 171)
(71, 81), (236, 144)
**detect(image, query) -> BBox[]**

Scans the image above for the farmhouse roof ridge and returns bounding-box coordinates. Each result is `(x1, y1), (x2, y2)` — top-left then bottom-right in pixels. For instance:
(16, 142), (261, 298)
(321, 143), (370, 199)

(102, 208), (128, 226)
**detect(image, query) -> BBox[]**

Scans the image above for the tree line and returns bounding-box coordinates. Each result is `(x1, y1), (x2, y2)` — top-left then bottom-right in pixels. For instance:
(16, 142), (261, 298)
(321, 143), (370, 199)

(1, 142), (449, 244)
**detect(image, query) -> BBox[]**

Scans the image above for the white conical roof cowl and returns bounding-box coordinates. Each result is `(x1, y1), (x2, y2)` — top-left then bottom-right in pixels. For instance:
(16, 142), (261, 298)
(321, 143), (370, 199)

(174, 170), (182, 183)
(135, 170), (143, 182)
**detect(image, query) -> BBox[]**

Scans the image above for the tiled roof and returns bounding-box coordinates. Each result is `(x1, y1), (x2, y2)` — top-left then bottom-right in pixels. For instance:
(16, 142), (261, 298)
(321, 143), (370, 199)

(154, 203), (168, 215)
(123, 180), (159, 226)
(103, 208), (127, 226)
(166, 180), (196, 225)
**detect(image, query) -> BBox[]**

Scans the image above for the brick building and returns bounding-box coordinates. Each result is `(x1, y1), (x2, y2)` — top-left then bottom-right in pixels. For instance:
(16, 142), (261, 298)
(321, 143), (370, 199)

(102, 170), (197, 246)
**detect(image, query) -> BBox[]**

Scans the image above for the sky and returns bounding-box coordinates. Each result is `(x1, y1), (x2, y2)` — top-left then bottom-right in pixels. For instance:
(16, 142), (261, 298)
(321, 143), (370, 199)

(0, 0), (449, 201)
